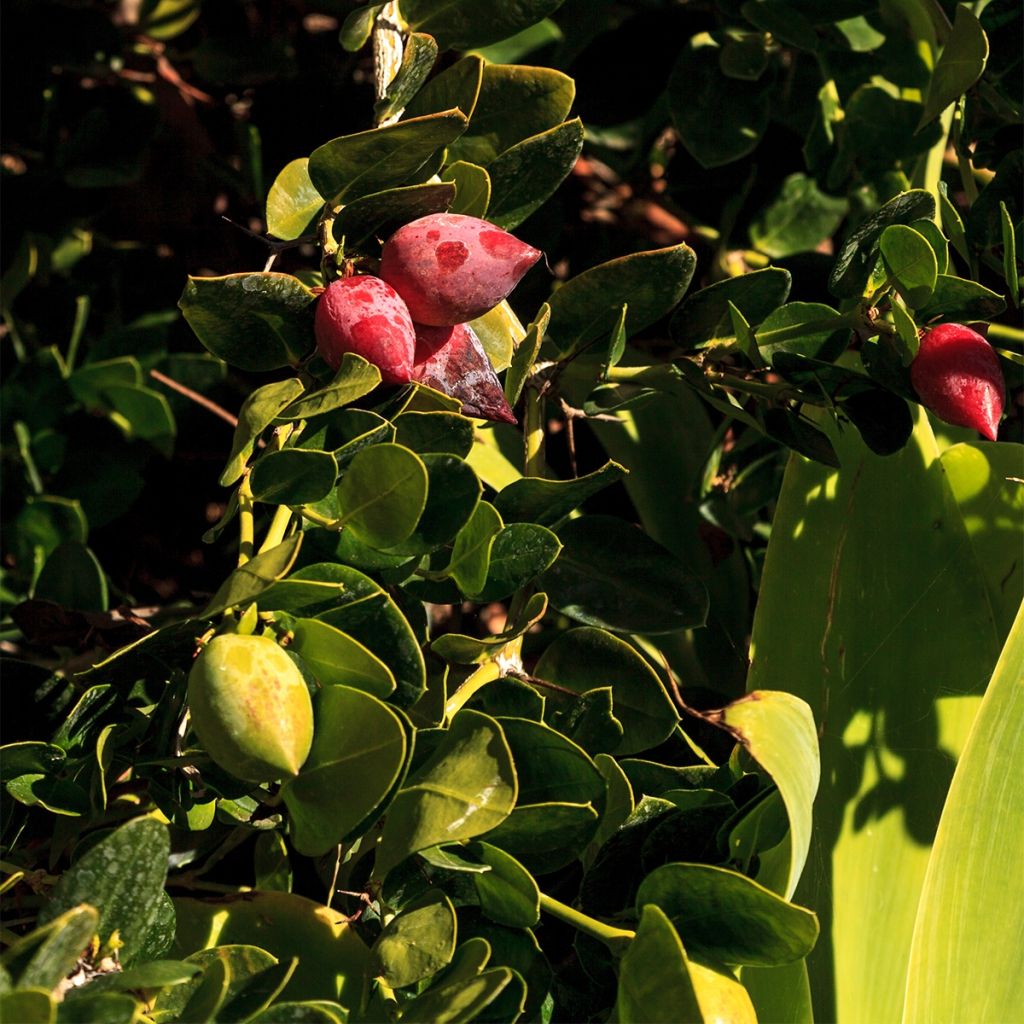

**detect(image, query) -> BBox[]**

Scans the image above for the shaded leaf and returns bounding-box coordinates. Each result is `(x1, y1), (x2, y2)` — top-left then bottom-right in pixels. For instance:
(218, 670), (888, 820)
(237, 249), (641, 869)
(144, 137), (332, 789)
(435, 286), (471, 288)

(671, 268), (791, 348)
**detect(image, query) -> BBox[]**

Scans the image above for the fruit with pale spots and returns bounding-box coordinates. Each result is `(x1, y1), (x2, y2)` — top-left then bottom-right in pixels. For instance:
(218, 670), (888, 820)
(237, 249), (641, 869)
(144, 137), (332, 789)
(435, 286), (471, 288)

(380, 213), (542, 326)
(314, 276), (416, 383)
(910, 323), (1004, 441)
(188, 633), (314, 783)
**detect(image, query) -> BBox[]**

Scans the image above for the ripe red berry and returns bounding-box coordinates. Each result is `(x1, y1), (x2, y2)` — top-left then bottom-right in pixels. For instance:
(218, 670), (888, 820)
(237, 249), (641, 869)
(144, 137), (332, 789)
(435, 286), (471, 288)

(910, 323), (1004, 441)
(380, 213), (542, 326)
(314, 276), (416, 384)
(412, 322), (517, 424)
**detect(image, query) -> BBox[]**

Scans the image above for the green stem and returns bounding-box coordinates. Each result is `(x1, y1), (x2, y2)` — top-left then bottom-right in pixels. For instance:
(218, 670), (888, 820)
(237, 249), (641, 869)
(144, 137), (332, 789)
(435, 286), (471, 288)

(296, 506), (343, 530)
(66, 294), (90, 373)
(988, 323), (1024, 344)
(258, 504), (294, 555)
(538, 893), (635, 954)
(237, 476), (255, 566)
(523, 384), (546, 477)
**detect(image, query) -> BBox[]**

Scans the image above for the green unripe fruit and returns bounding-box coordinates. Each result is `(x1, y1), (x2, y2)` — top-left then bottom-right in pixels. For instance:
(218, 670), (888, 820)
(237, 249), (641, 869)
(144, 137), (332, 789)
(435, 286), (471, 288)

(188, 634), (314, 783)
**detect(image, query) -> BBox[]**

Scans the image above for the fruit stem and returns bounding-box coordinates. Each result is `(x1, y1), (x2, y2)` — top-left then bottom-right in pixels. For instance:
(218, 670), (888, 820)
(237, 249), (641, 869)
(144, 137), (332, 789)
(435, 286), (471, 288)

(258, 505), (294, 555)
(523, 384), (547, 477)
(538, 893), (635, 954)
(238, 475), (255, 567)
(988, 323), (1024, 344)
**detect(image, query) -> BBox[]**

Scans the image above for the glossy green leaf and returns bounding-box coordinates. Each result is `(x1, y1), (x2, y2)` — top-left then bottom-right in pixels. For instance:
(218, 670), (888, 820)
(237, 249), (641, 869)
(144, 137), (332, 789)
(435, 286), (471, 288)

(375, 710), (517, 879)
(289, 618), (396, 698)
(446, 500), (503, 595)
(33, 541), (107, 612)
(918, 6), (988, 128)
(251, 449), (338, 505)
(880, 225), (938, 308)
(747, 409), (1003, 1021)
(179, 273), (315, 372)
(154, 944), (275, 1022)
(249, 1002), (347, 1023)
(829, 190), (935, 299)
(282, 685), (407, 855)
(487, 119), (584, 230)
(5, 774), (89, 816)
(220, 378), (306, 485)
(375, 32), (439, 124)
(202, 535), (301, 617)
(266, 158), (323, 241)
(547, 245), (696, 355)
(541, 515), (708, 634)
(448, 64), (575, 166)
(308, 110), (467, 203)
(58, 992), (143, 1022)
(5, 905), (98, 991)
(172, 891), (370, 1004)
(493, 461), (625, 526)
(399, 966), (514, 1023)
(440, 161), (490, 217)
(673, 269), (791, 350)
(393, 412), (474, 457)
(466, 842), (540, 928)
(219, 959), (299, 1022)
(756, 301), (849, 361)
(336, 443), (428, 548)
(751, 173), (847, 259)
(403, 55), (483, 121)
(903, 602), (1024, 1023)
(616, 904), (702, 1023)
(39, 817), (170, 966)
(638, 863), (819, 966)
(485, 800), (600, 875)
(278, 355), (381, 421)
(534, 627), (679, 755)
(400, 0), (566, 50)
(331, 183), (455, 252)
(913, 274), (1007, 322)
(475, 523), (560, 601)
(0, 742), (67, 781)
(669, 34), (769, 168)
(389, 453), (481, 555)
(370, 890), (457, 988)
(908, 218), (949, 276)
(1000, 201), (1019, 305)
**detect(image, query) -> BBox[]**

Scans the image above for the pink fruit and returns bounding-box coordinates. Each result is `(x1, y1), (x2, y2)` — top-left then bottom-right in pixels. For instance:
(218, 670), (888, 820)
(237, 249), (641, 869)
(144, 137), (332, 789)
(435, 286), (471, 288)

(910, 323), (1004, 441)
(412, 323), (517, 424)
(379, 213), (542, 326)
(314, 276), (416, 384)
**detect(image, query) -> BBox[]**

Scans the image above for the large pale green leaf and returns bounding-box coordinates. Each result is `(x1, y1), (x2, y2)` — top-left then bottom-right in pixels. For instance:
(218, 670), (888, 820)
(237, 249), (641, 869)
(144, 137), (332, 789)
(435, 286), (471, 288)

(308, 110), (467, 203)
(289, 619), (396, 698)
(637, 863), (819, 967)
(179, 274), (315, 372)
(746, 409), (1003, 1022)
(172, 891), (370, 1004)
(714, 691), (819, 900)
(902, 602), (1024, 1023)
(546, 245), (696, 355)
(266, 158), (323, 241)
(370, 890), (457, 988)
(375, 710), (517, 879)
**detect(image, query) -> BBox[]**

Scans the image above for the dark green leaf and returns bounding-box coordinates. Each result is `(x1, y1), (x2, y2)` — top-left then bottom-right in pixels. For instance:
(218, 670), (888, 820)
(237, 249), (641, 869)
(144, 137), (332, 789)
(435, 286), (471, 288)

(548, 686), (623, 756)
(340, 4), (380, 52)
(203, 536), (302, 617)
(400, 0), (567, 50)
(441, 161), (490, 218)
(282, 685), (407, 856)
(5, 906), (99, 991)
(251, 449), (338, 505)
(879, 225), (938, 308)
(179, 273), (315, 372)
(669, 35), (769, 167)
(540, 515), (708, 634)
(636, 863), (819, 966)
(756, 302), (849, 361)
(487, 119), (584, 230)
(266, 158), (323, 241)
(671, 269), (791, 348)
(448, 64), (575, 166)
(468, 842), (540, 928)
(0, 742), (67, 781)
(375, 32), (439, 125)
(388, 453), (481, 555)
(403, 55), (483, 121)
(254, 831), (293, 893)
(431, 592), (548, 664)
(476, 523), (561, 601)
(493, 461), (625, 526)
(914, 275), (1007, 322)
(394, 411), (474, 457)
(534, 627), (679, 755)
(547, 246), (696, 355)
(332, 183), (456, 253)
(740, 0), (817, 49)
(308, 110), (468, 203)
(370, 890), (456, 988)
(336, 443), (428, 548)
(829, 190), (935, 299)
(278, 355), (381, 421)
(483, 801), (600, 875)
(221, 378), (306, 486)
(918, 6), (988, 128)
(763, 408), (840, 467)
(750, 174), (847, 259)
(504, 305), (548, 406)
(446, 501), (503, 595)
(39, 818), (170, 966)
(33, 541), (107, 612)
(400, 967), (514, 1023)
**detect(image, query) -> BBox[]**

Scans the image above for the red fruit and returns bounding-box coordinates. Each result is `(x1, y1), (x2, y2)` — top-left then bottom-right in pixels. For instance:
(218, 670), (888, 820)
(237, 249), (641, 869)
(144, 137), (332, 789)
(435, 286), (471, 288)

(412, 323), (517, 424)
(910, 323), (1004, 441)
(314, 276), (416, 384)
(380, 213), (542, 326)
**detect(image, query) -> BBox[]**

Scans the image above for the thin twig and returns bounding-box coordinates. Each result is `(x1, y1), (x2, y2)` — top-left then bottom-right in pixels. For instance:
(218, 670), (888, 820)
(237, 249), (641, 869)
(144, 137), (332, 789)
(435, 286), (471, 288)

(504, 669), (581, 699)
(149, 368), (239, 429)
